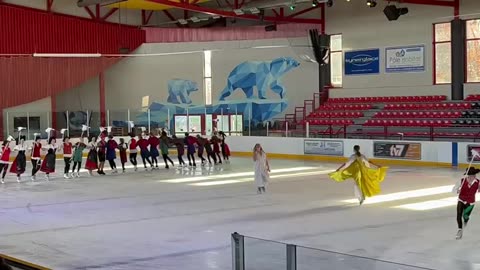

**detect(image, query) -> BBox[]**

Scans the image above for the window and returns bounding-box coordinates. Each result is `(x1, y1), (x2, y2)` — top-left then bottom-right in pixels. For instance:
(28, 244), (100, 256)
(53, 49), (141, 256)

(433, 23), (452, 84)
(14, 116), (40, 130)
(330, 34), (343, 87)
(204, 50), (212, 105)
(467, 19), (480, 83)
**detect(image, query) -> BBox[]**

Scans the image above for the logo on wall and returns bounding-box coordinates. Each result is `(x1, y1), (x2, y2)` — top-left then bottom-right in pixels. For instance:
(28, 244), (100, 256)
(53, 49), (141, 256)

(373, 142), (421, 160)
(304, 140), (344, 156)
(385, 45), (425, 73)
(344, 49), (380, 75)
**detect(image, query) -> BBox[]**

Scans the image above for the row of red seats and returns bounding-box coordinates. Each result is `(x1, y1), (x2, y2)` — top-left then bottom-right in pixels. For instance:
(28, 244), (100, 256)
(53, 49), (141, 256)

(308, 111), (363, 118)
(465, 94), (480, 101)
(374, 111), (461, 118)
(384, 103), (471, 110)
(318, 104), (372, 111)
(364, 119), (453, 127)
(328, 95), (446, 103)
(363, 131), (478, 138)
(301, 119), (354, 126)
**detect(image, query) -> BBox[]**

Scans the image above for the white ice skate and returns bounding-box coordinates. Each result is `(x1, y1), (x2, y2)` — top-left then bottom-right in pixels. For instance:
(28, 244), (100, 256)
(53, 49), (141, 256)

(64, 174), (69, 179)
(1, 179), (4, 184)
(45, 174), (50, 181)
(16, 176), (21, 183)
(456, 229), (463, 240)
(31, 175), (36, 181)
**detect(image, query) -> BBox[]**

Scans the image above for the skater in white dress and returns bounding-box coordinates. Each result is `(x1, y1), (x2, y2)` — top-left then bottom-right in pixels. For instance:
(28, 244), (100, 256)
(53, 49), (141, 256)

(253, 143), (270, 194)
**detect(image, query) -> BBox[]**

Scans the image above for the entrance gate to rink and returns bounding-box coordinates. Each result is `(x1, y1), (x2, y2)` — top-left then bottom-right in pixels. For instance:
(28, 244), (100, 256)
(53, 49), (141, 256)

(231, 233), (438, 270)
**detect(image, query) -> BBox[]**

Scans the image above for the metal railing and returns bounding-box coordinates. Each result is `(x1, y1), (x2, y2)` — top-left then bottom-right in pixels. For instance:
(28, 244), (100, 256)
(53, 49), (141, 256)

(231, 233), (437, 270)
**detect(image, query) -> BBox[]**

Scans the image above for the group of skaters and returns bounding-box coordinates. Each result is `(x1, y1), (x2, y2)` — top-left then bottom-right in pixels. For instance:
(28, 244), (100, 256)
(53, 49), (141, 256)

(0, 126), (231, 183)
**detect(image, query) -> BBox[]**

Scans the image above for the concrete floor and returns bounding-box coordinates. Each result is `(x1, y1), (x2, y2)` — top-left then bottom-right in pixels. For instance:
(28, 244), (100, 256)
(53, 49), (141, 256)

(0, 157), (477, 270)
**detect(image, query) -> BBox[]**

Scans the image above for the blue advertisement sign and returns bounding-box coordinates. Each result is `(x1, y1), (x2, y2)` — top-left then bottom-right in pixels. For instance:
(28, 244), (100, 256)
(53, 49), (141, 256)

(344, 49), (380, 75)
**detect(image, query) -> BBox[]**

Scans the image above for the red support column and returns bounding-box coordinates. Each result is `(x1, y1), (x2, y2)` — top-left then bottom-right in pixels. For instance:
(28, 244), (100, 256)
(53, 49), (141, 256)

(46, 0), (54, 12)
(51, 95), (57, 130)
(99, 72), (106, 127)
(454, 0), (459, 17)
(321, 3), (325, 34)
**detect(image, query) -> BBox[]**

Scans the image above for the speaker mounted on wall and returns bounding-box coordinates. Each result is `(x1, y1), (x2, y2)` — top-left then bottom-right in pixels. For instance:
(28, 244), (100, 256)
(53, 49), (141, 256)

(383, 5), (408, 21)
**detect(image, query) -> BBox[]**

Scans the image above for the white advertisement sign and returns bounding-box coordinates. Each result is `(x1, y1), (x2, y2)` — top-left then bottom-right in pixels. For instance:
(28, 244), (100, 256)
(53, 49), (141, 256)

(385, 45), (425, 73)
(304, 140), (344, 156)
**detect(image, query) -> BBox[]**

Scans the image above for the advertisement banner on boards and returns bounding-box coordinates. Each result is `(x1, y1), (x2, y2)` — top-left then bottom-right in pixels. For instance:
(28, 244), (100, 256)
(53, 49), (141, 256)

(467, 145), (480, 162)
(344, 49), (380, 75)
(304, 140), (344, 156)
(385, 45), (425, 73)
(373, 142), (421, 160)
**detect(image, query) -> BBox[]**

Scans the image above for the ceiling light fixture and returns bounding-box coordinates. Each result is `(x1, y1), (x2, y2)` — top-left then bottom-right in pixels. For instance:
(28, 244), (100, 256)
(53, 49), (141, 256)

(327, 0), (333, 7)
(366, 0), (377, 7)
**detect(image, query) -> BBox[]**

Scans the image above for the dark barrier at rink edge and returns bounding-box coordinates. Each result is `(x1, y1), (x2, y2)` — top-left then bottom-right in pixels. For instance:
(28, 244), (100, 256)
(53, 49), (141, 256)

(373, 141), (422, 160)
(231, 233), (438, 270)
(0, 254), (51, 270)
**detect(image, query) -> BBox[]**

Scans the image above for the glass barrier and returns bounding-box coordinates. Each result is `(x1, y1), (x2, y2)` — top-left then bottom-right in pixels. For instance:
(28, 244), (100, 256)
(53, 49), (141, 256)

(232, 233), (435, 270)
(4, 109), (479, 142)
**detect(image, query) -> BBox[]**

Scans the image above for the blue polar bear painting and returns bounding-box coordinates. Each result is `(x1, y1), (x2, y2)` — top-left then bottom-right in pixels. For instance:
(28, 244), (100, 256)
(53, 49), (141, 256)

(134, 57), (301, 129)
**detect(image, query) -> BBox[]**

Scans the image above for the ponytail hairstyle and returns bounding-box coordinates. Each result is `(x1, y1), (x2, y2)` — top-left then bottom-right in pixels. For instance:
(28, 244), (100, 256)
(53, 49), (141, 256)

(353, 145), (361, 157)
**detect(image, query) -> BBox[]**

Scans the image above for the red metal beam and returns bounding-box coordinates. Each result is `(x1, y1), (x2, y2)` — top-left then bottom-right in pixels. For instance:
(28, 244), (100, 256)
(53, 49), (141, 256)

(84, 6), (96, 19)
(101, 8), (118, 21)
(95, 4), (100, 19)
(287, 5), (320, 18)
(0, 1), (139, 28)
(46, 0), (54, 12)
(279, 7), (284, 17)
(51, 94), (57, 130)
(99, 72), (106, 127)
(320, 3), (325, 34)
(147, 0), (324, 24)
(234, 0), (238, 9)
(454, 0), (459, 17)
(163, 10), (177, 21)
(272, 9), (280, 17)
(142, 9), (154, 25)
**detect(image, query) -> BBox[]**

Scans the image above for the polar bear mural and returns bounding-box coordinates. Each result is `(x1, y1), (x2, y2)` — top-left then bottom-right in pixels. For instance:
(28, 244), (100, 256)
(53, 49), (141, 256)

(219, 57), (300, 101)
(167, 79), (199, 104)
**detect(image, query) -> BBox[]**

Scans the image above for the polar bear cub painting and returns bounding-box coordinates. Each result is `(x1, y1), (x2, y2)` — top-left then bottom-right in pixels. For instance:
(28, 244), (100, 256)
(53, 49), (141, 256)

(167, 79), (199, 104)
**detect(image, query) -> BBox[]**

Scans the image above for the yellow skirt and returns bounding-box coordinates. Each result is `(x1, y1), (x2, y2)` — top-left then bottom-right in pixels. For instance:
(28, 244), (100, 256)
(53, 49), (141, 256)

(329, 161), (388, 198)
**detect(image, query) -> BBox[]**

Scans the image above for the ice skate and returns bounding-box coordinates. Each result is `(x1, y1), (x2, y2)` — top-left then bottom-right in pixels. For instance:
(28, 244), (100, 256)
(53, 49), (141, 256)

(1, 179), (4, 184)
(456, 229), (463, 240)
(31, 175), (36, 181)
(64, 174), (69, 179)
(45, 174), (50, 181)
(16, 176), (21, 183)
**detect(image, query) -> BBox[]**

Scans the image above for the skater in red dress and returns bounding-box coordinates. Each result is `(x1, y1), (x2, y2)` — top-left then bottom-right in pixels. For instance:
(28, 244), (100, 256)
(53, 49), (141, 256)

(128, 133), (138, 171)
(30, 135), (42, 181)
(60, 135), (73, 179)
(118, 138), (128, 173)
(85, 136), (98, 176)
(137, 134), (153, 170)
(0, 137), (13, 184)
(211, 132), (222, 164)
(40, 137), (57, 181)
(219, 131), (231, 163)
(10, 135), (27, 182)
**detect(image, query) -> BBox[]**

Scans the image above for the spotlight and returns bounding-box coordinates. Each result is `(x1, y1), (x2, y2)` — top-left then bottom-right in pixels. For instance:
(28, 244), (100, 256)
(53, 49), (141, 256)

(290, 0), (296, 10)
(383, 5), (409, 21)
(327, 0), (333, 7)
(366, 0), (377, 7)
(290, 5), (296, 10)
(312, 0), (318, 7)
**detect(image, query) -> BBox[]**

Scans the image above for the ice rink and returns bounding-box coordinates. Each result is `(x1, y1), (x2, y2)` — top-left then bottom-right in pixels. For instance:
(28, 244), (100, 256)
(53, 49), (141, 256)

(0, 157), (477, 270)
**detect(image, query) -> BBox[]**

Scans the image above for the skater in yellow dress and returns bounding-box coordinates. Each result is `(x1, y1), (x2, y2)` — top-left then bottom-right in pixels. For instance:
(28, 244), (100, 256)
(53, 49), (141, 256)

(329, 145), (388, 205)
